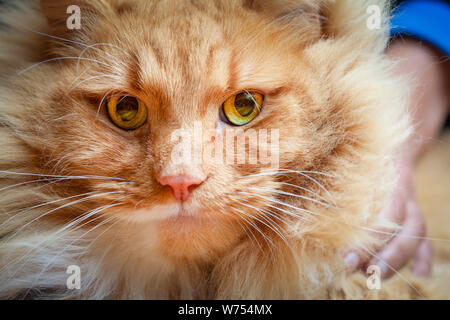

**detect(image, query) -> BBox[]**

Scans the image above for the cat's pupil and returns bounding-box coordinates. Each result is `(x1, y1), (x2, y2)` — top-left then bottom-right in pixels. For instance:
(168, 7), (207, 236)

(116, 97), (139, 121)
(234, 93), (256, 117)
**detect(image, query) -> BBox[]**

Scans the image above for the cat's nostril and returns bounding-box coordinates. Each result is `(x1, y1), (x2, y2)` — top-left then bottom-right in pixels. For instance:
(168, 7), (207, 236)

(158, 175), (203, 202)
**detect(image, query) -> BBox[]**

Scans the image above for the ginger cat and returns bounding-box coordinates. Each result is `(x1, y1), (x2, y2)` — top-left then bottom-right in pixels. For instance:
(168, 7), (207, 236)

(0, 0), (448, 299)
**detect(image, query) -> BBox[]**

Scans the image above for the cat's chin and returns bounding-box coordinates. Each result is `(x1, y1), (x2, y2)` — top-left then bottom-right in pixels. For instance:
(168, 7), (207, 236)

(117, 202), (193, 223)
(119, 203), (244, 259)
(115, 202), (227, 228)
(105, 200), (244, 259)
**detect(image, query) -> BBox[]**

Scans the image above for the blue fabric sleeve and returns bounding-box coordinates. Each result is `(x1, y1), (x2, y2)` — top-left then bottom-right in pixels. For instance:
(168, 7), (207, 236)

(390, 0), (450, 56)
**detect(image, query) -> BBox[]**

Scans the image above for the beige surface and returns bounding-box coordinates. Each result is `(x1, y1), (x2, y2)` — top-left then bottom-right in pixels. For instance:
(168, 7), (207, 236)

(415, 130), (450, 264)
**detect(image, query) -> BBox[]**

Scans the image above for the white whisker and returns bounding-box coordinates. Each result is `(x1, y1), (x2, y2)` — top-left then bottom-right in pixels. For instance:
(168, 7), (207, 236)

(245, 169), (337, 205)
(249, 186), (333, 209)
(237, 190), (321, 218)
(0, 170), (126, 181)
(359, 226), (450, 243)
(231, 198), (290, 245)
(3, 198), (126, 283)
(21, 203), (123, 296)
(1, 191), (100, 221)
(18, 57), (110, 75)
(359, 246), (424, 299)
(63, 74), (122, 99)
(0, 177), (64, 193)
(5, 191), (124, 242)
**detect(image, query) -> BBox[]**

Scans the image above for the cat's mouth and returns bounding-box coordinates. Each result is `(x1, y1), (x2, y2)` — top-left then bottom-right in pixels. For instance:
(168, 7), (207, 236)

(121, 201), (205, 223)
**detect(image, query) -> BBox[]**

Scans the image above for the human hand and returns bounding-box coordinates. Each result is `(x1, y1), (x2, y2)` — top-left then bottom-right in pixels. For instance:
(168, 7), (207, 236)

(344, 160), (432, 279)
(342, 36), (450, 279)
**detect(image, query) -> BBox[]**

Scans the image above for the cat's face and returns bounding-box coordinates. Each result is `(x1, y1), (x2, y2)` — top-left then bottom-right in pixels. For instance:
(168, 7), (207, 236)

(6, 0), (404, 259)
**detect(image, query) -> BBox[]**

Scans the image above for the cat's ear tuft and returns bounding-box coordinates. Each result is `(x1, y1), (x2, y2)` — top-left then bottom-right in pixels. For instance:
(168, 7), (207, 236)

(245, 0), (390, 49)
(243, 0), (323, 17)
(243, 0), (325, 44)
(321, 0), (391, 47)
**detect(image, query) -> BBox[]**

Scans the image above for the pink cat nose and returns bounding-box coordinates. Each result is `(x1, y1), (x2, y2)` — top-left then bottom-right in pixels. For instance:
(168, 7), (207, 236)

(158, 175), (204, 202)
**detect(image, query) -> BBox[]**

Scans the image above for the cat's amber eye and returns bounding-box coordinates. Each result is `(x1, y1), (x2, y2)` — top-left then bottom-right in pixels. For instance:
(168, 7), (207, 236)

(222, 91), (263, 126)
(106, 96), (148, 130)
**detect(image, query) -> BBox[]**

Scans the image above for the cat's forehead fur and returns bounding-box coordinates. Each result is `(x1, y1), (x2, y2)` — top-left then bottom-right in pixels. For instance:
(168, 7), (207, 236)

(42, 0), (322, 111)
